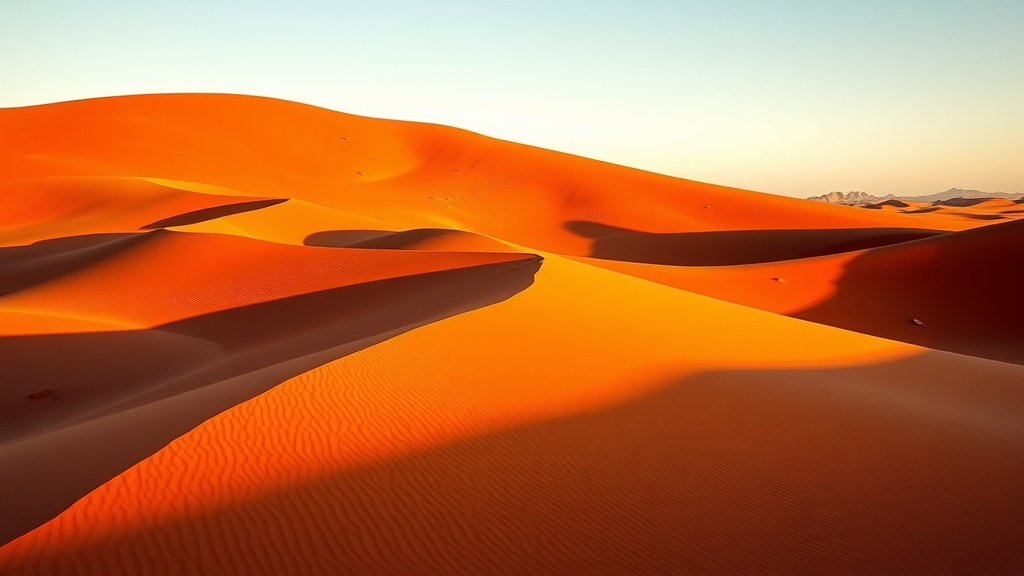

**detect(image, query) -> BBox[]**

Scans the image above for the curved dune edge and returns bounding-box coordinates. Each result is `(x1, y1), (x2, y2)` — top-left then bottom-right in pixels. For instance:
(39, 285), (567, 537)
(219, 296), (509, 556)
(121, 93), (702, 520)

(0, 177), (286, 247)
(1, 94), (1023, 573)
(581, 218), (1024, 365)
(305, 227), (515, 252)
(3, 254), (1023, 574)
(0, 226), (542, 545)
(0, 229), (537, 330)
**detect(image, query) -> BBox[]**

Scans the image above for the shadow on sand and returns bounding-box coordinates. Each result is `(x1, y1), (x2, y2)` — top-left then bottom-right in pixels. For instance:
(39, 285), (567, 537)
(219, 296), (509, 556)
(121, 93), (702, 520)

(0, 233), (147, 297)
(141, 198), (288, 229)
(10, 353), (1021, 574)
(933, 197), (992, 208)
(0, 250), (542, 546)
(565, 221), (944, 266)
(305, 228), (469, 249)
(793, 218), (1024, 365)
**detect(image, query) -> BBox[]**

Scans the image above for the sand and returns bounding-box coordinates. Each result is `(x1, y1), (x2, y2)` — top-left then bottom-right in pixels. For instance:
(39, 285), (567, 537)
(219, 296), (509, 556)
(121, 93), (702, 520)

(1, 94), (1022, 574)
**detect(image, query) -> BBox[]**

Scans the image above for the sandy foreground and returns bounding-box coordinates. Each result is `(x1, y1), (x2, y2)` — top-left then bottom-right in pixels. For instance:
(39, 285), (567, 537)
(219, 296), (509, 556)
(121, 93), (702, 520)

(1, 94), (1022, 574)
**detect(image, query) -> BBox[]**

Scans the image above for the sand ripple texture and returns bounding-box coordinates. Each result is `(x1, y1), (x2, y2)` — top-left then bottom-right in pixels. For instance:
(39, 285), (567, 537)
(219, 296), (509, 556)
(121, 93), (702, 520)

(1, 94), (1023, 575)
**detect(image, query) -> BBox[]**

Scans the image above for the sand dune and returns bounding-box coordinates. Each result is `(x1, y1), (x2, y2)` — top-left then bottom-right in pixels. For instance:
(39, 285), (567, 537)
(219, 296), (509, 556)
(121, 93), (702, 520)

(857, 196), (1024, 228)
(565, 220), (945, 265)
(0, 227), (540, 544)
(584, 217), (1024, 365)
(0, 177), (285, 247)
(305, 227), (512, 252)
(1, 94), (1022, 574)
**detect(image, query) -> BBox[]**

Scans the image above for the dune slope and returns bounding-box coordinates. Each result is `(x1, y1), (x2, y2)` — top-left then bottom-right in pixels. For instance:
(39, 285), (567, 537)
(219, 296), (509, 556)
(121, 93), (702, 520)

(1, 94), (1022, 574)
(0, 228), (540, 544)
(582, 218), (1024, 365)
(3, 255), (1022, 575)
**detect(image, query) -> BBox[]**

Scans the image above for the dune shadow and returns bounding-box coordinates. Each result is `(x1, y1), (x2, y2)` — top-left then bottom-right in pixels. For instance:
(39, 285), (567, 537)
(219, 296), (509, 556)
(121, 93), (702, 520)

(306, 229), (456, 249)
(16, 354), (1023, 574)
(956, 213), (1006, 221)
(565, 220), (944, 266)
(934, 197), (990, 207)
(0, 255), (542, 546)
(793, 218), (1024, 365)
(864, 199), (910, 209)
(0, 233), (146, 297)
(305, 228), (496, 250)
(141, 198), (287, 229)
(904, 206), (942, 214)
(301, 229), (391, 247)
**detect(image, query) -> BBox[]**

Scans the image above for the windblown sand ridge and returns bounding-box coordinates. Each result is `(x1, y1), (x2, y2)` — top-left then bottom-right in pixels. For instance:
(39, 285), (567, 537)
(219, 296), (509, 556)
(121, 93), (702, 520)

(1, 94), (1022, 574)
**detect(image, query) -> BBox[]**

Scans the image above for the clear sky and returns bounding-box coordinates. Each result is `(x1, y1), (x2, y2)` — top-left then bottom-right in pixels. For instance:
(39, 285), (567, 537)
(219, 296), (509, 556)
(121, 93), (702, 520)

(2, 1), (1022, 197)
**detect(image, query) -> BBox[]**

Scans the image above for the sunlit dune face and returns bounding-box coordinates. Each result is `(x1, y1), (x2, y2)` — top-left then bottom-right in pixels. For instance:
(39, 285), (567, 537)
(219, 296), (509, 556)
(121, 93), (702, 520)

(0, 255), (922, 566)
(1, 94), (1022, 574)
(0, 97), (426, 228)
(0, 177), (286, 246)
(1, 230), (533, 330)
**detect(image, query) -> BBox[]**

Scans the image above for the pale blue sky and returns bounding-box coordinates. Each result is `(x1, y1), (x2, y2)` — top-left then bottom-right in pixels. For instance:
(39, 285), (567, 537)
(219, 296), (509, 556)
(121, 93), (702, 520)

(2, 1), (1022, 197)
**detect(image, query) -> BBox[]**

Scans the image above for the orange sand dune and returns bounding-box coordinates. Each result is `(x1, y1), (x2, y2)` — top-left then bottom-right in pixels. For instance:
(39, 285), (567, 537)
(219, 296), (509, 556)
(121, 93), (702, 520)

(566, 220), (945, 265)
(0, 177), (285, 246)
(0, 228), (540, 545)
(1, 94), (988, 245)
(3, 255), (1022, 574)
(586, 217), (1024, 365)
(0, 229), (533, 330)
(1, 94), (1022, 574)
(864, 196), (1024, 226)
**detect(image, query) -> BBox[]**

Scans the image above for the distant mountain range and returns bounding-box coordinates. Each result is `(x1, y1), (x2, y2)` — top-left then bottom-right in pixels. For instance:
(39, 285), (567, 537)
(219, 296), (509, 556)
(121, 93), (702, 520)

(807, 188), (1024, 206)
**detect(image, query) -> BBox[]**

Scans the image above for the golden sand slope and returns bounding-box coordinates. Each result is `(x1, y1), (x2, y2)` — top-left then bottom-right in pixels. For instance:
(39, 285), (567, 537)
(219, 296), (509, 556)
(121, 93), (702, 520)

(1, 94), (1022, 574)
(0, 226), (540, 545)
(586, 217), (1024, 364)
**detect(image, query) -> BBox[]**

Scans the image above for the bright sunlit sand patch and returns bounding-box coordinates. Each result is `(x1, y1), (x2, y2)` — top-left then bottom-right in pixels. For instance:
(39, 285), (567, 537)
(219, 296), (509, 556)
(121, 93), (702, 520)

(0, 252), (922, 553)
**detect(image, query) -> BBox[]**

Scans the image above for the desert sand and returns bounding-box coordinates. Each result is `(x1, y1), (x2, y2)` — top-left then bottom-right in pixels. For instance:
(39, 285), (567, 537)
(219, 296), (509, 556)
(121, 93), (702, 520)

(1, 94), (1022, 574)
